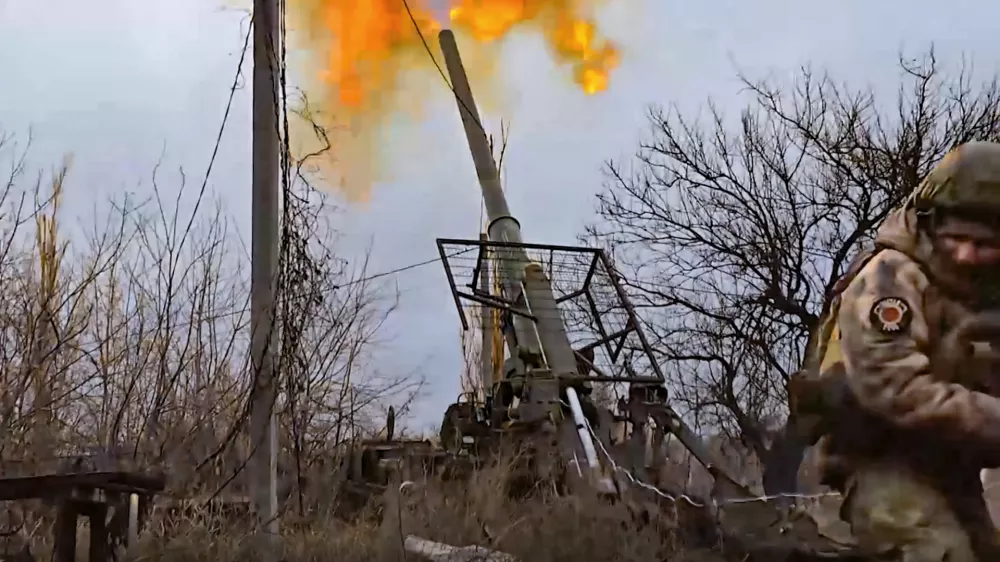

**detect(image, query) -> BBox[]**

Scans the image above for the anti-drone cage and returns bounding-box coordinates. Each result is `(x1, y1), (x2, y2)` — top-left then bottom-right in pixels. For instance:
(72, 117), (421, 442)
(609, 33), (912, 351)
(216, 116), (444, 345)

(437, 237), (665, 385)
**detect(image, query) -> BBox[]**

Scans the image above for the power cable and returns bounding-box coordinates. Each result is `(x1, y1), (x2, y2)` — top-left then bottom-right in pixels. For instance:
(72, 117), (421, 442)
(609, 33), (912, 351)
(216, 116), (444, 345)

(201, 14), (252, 194)
(182, 13), (253, 256)
(334, 247), (476, 289)
(400, 0), (489, 139)
(139, 15), (256, 482)
(401, 0), (514, 246)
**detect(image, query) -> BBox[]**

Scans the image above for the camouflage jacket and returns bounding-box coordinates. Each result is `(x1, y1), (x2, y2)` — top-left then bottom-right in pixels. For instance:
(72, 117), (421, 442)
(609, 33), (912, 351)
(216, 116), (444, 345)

(820, 205), (1000, 482)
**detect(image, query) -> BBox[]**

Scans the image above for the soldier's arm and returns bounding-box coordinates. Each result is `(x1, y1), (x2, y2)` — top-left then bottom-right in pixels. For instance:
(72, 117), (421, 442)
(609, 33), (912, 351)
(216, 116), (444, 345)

(839, 250), (1000, 443)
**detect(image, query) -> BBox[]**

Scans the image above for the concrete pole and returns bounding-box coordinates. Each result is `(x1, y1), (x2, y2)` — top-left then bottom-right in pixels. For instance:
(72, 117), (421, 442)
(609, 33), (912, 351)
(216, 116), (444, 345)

(250, 0), (280, 553)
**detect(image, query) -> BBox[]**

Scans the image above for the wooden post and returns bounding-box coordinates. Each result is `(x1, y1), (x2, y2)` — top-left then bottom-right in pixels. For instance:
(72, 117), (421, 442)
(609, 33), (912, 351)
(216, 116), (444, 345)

(53, 501), (77, 562)
(87, 504), (109, 562)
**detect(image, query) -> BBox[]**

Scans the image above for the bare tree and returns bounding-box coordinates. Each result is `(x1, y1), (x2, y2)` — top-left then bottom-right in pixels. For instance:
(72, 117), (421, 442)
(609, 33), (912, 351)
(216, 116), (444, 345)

(0, 127), (413, 522)
(586, 49), (1000, 492)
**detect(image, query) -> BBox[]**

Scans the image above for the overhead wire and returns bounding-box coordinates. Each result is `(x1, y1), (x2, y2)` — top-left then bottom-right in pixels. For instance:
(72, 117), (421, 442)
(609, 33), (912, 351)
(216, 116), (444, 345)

(136, 12), (256, 476)
(399, 0), (490, 140)
(100, 246), (483, 340)
(336, 248), (476, 288)
(177, 12), (254, 260)
(199, 14), (252, 198)
(399, 0), (500, 233)
(229, 0), (494, 298)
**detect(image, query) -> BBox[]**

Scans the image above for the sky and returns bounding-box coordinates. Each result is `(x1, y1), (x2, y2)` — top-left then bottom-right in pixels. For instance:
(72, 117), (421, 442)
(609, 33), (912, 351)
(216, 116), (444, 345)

(2, 0), (1000, 432)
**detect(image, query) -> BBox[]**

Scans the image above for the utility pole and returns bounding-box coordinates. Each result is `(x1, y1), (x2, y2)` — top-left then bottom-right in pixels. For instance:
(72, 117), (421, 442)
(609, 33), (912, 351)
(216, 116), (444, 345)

(250, 0), (280, 554)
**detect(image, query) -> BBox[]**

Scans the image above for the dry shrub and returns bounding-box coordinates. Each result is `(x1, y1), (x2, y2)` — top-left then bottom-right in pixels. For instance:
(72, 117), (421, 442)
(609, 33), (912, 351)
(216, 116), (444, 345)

(129, 451), (681, 562)
(0, 131), (424, 560)
(402, 476), (676, 561)
(132, 508), (380, 562)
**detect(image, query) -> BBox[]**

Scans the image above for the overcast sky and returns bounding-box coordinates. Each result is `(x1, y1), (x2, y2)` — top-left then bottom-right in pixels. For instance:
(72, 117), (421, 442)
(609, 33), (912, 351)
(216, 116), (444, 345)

(2, 0), (999, 431)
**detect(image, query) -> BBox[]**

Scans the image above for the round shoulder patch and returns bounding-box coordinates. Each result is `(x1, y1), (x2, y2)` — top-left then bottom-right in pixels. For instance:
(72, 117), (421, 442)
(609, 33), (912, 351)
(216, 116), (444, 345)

(869, 297), (913, 334)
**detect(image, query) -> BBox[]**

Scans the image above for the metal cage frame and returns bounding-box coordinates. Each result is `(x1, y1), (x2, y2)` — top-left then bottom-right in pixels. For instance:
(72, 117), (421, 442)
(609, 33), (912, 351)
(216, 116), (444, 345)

(436, 237), (665, 384)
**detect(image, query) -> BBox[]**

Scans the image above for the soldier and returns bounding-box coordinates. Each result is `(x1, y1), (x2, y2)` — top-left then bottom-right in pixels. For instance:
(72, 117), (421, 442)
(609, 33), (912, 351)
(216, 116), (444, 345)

(827, 141), (1000, 561)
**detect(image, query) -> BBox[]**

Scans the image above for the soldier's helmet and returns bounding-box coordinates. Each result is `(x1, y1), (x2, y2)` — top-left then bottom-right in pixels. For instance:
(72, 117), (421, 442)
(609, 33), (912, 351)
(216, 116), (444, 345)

(912, 141), (1000, 217)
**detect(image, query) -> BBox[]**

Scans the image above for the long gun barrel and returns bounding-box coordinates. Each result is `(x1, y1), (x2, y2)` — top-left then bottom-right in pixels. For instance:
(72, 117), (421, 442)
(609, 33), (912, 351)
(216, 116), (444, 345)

(438, 31), (583, 395)
(437, 30), (537, 362)
(438, 29), (609, 489)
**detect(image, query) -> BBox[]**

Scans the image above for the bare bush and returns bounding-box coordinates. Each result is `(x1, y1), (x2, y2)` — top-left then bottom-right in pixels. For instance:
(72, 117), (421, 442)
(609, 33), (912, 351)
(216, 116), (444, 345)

(132, 454), (680, 562)
(0, 129), (412, 519)
(586, 49), (1000, 492)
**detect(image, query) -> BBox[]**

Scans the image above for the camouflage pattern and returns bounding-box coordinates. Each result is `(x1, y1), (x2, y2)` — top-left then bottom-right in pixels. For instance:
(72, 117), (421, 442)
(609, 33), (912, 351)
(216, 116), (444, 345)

(817, 142), (1000, 560)
(841, 463), (994, 562)
(837, 247), (1000, 442)
(910, 142), (1000, 213)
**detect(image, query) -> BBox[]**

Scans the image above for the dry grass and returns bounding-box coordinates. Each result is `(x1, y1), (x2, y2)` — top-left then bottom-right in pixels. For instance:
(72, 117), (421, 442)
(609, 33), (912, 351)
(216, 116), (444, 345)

(126, 459), (682, 562)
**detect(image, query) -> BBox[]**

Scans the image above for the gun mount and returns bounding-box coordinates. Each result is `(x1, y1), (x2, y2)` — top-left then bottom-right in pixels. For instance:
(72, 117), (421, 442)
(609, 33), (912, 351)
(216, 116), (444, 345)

(437, 239), (664, 464)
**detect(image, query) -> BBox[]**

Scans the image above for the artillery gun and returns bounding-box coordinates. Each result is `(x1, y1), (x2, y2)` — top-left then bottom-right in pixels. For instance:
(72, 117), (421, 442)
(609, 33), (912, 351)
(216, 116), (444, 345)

(429, 30), (870, 560)
(342, 29), (871, 560)
(432, 28), (720, 499)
